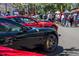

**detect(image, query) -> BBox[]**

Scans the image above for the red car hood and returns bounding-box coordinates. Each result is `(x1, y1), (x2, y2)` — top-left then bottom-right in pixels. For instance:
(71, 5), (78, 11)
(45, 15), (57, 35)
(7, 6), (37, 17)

(38, 21), (53, 25)
(0, 46), (45, 56)
(24, 21), (54, 27)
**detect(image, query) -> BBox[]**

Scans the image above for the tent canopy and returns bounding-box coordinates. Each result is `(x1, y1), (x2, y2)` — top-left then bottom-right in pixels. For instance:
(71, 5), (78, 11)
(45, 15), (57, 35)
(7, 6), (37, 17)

(64, 10), (70, 13)
(55, 11), (60, 14)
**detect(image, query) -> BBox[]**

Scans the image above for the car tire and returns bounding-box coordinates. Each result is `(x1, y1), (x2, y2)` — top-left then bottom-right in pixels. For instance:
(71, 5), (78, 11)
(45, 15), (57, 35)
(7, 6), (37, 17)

(43, 34), (58, 52)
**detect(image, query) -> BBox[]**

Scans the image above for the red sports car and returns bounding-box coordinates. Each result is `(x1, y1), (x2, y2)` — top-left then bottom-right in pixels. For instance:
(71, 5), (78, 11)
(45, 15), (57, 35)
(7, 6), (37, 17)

(4, 16), (58, 31)
(0, 46), (44, 56)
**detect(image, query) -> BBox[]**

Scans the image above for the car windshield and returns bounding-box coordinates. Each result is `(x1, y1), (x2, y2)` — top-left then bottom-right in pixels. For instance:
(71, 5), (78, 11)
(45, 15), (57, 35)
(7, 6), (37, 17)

(20, 18), (31, 23)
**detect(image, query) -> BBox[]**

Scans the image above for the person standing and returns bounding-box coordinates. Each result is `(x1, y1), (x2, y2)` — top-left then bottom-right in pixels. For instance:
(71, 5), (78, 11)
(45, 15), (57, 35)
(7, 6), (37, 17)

(39, 14), (43, 19)
(19, 10), (25, 16)
(64, 14), (70, 27)
(5, 11), (10, 16)
(61, 13), (65, 26)
(13, 11), (19, 16)
(43, 14), (47, 20)
(69, 15), (74, 27)
(25, 12), (29, 16)
(55, 13), (61, 24)
(0, 11), (4, 16)
(73, 13), (77, 27)
(47, 11), (53, 22)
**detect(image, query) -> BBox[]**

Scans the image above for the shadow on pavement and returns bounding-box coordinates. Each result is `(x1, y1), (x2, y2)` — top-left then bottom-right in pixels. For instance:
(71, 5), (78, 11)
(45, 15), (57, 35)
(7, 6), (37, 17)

(58, 47), (79, 56)
(21, 45), (64, 56)
(47, 46), (64, 56)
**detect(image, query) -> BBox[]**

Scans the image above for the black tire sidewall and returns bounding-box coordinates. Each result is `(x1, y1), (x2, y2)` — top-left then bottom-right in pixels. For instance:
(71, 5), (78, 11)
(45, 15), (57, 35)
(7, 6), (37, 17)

(44, 34), (58, 52)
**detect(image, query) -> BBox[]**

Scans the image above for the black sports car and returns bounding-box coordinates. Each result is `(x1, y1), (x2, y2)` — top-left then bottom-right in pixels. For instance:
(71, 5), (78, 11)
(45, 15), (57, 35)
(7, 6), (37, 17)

(0, 18), (58, 52)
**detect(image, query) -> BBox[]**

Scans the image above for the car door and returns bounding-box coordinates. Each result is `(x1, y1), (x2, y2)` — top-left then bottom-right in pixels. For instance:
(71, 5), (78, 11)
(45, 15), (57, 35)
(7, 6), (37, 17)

(0, 25), (12, 45)
(13, 27), (45, 49)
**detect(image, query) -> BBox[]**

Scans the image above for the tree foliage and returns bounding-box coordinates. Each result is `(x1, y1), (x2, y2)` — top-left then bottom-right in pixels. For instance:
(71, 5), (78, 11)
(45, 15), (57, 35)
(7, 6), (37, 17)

(11, 3), (74, 14)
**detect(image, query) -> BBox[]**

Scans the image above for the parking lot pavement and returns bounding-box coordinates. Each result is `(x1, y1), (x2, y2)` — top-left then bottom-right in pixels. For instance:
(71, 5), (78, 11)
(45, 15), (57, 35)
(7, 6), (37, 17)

(58, 26), (79, 49)
(58, 25), (79, 56)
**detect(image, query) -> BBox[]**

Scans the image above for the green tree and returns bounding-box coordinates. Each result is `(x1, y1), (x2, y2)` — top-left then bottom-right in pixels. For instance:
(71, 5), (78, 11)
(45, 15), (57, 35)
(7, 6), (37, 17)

(11, 3), (72, 14)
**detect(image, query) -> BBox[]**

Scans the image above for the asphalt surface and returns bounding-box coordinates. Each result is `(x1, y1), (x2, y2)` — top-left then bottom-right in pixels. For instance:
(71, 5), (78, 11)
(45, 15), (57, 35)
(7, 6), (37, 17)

(57, 25), (79, 56)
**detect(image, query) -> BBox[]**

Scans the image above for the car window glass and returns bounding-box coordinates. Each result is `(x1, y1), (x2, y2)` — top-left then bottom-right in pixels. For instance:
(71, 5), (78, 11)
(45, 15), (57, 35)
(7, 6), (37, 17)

(0, 21), (21, 32)
(20, 18), (35, 23)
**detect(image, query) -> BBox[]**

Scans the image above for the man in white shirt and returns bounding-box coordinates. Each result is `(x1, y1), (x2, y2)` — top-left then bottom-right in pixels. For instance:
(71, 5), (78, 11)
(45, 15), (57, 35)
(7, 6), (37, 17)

(47, 12), (53, 21)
